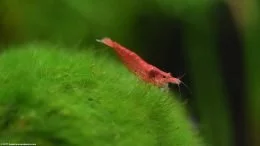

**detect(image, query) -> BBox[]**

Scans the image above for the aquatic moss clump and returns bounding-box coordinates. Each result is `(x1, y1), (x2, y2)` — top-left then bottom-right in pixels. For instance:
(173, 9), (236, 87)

(0, 44), (204, 146)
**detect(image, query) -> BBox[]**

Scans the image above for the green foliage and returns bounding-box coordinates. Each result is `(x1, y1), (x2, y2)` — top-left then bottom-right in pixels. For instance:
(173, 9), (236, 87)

(181, 5), (233, 146)
(0, 44), (204, 146)
(0, 0), (142, 45)
(153, 0), (214, 19)
(243, 0), (260, 145)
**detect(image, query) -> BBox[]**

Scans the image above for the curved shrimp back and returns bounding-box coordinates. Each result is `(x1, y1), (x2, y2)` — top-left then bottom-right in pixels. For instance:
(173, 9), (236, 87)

(97, 37), (182, 88)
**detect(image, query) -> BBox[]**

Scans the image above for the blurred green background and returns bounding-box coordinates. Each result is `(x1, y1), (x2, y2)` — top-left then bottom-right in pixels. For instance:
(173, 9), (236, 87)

(0, 0), (259, 146)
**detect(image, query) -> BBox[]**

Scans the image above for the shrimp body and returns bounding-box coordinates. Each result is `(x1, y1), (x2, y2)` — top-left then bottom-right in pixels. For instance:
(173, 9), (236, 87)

(97, 37), (181, 87)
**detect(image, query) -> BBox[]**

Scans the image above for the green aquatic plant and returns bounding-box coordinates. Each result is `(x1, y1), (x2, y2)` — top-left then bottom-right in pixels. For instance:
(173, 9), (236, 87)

(0, 44), (204, 146)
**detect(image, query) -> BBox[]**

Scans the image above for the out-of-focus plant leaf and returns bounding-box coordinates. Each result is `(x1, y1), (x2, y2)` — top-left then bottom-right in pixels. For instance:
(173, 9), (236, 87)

(182, 4), (233, 146)
(243, 0), (260, 145)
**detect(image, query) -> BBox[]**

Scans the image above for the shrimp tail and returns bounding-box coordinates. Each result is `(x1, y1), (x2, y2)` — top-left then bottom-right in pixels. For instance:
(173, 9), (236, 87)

(96, 37), (115, 48)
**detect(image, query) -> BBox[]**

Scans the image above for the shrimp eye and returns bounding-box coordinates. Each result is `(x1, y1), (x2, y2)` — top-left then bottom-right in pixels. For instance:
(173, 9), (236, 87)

(148, 69), (159, 78)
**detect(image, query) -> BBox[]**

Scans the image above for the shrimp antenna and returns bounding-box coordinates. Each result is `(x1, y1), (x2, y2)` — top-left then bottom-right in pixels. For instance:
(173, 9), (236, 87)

(177, 73), (192, 95)
(96, 39), (103, 43)
(178, 73), (186, 80)
(180, 81), (192, 94)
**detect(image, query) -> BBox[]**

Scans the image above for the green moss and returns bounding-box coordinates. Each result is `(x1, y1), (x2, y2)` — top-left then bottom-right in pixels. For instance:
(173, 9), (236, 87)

(0, 44), (204, 146)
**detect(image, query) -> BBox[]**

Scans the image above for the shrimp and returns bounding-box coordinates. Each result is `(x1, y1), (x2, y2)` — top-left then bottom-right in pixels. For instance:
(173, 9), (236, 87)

(96, 37), (185, 89)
